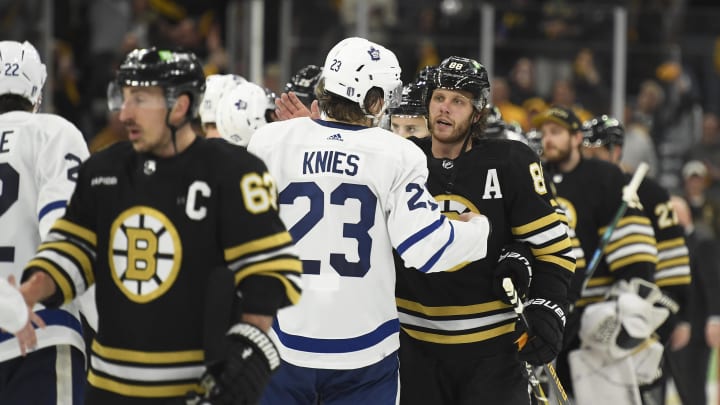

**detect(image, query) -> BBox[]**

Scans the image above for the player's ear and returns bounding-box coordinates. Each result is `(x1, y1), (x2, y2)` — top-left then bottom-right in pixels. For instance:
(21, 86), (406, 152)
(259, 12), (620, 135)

(169, 94), (191, 123)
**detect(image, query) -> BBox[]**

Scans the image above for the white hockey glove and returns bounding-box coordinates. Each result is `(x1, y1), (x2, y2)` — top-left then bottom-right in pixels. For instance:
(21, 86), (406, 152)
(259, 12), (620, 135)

(0, 277), (29, 334)
(193, 323), (280, 405)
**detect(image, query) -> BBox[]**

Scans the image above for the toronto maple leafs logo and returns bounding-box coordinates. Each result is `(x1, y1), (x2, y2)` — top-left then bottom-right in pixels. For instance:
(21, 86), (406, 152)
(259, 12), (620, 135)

(368, 47), (380, 61)
(234, 99), (248, 110)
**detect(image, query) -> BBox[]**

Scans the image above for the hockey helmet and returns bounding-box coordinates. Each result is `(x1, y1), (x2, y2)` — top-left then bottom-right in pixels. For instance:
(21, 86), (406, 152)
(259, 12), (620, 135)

(284, 64), (322, 107)
(428, 56), (490, 112)
(109, 47), (206, 118)
(215, 81), (269, 147)
(322, 37), (403, 113)
(388, 82), (427, 117)
(199, 74), (247, 124)
(483, 104), (506, 138)
(583, 115), (625, 148)
(0, 41), (47, 106)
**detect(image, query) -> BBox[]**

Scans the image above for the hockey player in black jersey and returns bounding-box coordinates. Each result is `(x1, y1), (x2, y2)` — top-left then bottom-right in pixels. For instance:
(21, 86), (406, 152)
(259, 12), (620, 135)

(582, 115), (691, 404)
(12, 48), (302, 405)
(394, 57), (575, 405)
(536, 106), (660, 401)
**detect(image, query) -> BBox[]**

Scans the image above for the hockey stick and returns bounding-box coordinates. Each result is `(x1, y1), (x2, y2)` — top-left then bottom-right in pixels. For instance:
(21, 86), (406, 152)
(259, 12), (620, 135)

(503, 278), (571, 405)
(579, 162), (649, 294)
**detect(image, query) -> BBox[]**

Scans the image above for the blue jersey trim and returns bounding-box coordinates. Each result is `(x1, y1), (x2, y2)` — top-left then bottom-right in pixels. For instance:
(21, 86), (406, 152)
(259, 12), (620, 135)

(38, 200), (67, 221)
(417, 220), (455, 273)
(313, 119), (369, 131)
(273, 318), (400, 353)
(396, 216), (446, 255)
(0, 308), (82, 343)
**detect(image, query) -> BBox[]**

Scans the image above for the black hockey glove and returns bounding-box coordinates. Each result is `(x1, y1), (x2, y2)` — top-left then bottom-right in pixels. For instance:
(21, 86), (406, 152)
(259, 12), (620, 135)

(518, 298), (566, 366)
(195, 323), (280, 405)
(493, 243), (533, 305)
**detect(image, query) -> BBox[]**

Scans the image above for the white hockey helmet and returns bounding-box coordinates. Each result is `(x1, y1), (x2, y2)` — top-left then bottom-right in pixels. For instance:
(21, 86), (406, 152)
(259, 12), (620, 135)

(199, 74), (247, 124)
(215, 81), (269, 147)
(0, 41), (47, 106)
(322, 37), (402, 115)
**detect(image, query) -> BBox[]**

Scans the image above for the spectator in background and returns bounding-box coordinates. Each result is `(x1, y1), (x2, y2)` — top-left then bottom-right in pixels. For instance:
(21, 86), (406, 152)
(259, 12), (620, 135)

(571, 48), (608, 115)
(666, 195), (720, 405)
(686, 112), (720, 199)
(682, 160), (720, 238)
(491, 76), (529, 131)
(508, 57), (539, 106)
(549, 78), (592, 123)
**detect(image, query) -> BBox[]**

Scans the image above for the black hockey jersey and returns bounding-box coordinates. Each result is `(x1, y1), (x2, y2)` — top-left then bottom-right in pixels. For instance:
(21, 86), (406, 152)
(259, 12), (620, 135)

(544, 158), (657, 307)
(23, 138), (302, 399)
(395, 137), (575, 358)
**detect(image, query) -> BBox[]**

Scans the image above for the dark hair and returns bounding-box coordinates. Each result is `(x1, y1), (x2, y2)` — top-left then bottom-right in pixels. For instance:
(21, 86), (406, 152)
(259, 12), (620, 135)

(0, 94), (34, 114)
(315, 78), (384, 124)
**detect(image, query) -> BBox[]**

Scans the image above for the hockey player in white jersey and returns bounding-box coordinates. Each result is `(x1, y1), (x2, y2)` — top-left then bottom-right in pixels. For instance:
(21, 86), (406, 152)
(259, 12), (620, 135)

(248, 37), (492, 405)
(0, 40), (89, 404)
(215, 81), (271, 147)
(198, 73), (246, 138)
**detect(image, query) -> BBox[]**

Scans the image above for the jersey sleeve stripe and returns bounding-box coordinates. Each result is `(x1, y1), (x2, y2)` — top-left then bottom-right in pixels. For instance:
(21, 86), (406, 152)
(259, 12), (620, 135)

(232, 257), (303, 285)
(608, 253), (658, 271)
(605, 235), (657, 253)
(224, 232), (294, 262)
(655, 275), (692, 287)
(92, 340), (204, 363)
(52, 219), (97, 247)
(598, 215), (652, 232)
(656, 257), (690, 270)
(87, 371), (202, 398)
(529, 239), (573, 256)
(396, 216), (446, 255)
(657, 238), (687, 250)
(38, 200), (67, 221)
(396, 298), (508, 316)
(515, 223), (569, 245)
(416, 221), (455, 273)
(511, 212), (563, 235)
(26, 258), (75, 303)
(38, 241), (94, 286)
(401, 323), (515, 344)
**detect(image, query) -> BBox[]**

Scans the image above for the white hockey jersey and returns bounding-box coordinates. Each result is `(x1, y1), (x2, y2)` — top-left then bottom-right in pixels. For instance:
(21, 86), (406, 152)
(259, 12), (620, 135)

(0, 111), (89, 361)
(248, 118), (490, 369)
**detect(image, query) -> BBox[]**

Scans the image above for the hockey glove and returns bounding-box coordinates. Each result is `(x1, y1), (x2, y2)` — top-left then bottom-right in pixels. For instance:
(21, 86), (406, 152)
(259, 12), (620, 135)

(493, 243), (533, 305)
(518, 298), (566, 366)
(197, 323), (280, 405)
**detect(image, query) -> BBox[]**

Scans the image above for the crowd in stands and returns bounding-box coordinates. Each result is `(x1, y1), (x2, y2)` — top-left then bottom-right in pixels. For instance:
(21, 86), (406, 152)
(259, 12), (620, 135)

(1, 0), (719, 240)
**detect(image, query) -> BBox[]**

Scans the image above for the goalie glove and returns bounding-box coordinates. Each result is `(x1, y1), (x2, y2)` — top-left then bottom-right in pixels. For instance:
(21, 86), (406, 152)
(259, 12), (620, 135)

(493, 243), (533, 305)
(196, 323), (280, 405)
(518, 298), (566, 366)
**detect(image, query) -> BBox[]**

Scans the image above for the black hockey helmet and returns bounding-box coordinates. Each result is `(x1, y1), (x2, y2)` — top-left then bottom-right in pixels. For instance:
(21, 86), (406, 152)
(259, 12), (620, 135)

(583, 115), (625, 148)
(428, 56), (490, 112)
(109, 47), (206, 118)
(388, 82), (427, 117)
(284, 64), (322, 107)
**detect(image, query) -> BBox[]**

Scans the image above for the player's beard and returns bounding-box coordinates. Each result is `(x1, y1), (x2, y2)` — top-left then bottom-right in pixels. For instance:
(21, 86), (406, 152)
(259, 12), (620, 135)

(543, 137), (573, 165)
(430, 115), (473, 146)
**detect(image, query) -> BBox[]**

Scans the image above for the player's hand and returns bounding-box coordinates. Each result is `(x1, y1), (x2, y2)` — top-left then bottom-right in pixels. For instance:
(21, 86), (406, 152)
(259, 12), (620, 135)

(518, 298), (566, 366)
(493, 243), (533, 305)
(669, 322), (690, 351)
(275, 91), (319, 121)
(706, 319), (720, 348)
(458, 212), (481, 222)
(1, 275), (46, 356)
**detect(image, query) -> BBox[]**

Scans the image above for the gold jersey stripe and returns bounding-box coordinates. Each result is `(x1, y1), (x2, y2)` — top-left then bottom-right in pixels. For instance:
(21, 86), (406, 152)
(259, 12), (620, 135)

(396, 298), (509, 316)
(442, 261), (472, 273)
(575, 296), (605, 307)
(599, 215), (652, 233)
(26, 258), (74, 303)
(92, 340), (204, 364)
(657, 237), (687, 250)
(531, 238), (573, 256)
(52, 219), (97, 247)
(536, 255), (576, 273)
(576, 258), (587, 269)
(38, 241), (95, 285)
(511, 212), (563, 235)
(88, 370), (202, 398)
(604, 235), (657, 254)
(224, 232), (293, 262)
(608, 253), (658, 271)
(233, 258), (303, 285)
(586, 276), (613, 287)
(655, 275), (692, 287)
(255, 273), (302, 305)
(656, 257), (690, 270)
(401, 322), (515, 344)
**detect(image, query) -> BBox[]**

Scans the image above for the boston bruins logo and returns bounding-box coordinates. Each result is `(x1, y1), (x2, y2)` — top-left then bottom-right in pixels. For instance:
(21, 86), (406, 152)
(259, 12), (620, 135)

(434, 194), (480, 219)
(109, 206), (182, 303)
